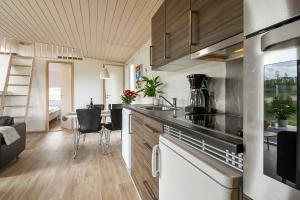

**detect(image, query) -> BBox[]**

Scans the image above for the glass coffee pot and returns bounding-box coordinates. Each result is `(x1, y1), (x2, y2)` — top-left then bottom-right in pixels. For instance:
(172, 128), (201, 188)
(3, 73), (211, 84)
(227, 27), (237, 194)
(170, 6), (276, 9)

(185, 74), (209, 114)
(188, 88), (206, 108)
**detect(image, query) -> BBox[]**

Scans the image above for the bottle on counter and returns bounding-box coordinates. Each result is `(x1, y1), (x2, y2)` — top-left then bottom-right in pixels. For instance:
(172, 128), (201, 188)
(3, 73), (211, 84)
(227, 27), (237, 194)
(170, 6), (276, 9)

(89, 98), (94, 109)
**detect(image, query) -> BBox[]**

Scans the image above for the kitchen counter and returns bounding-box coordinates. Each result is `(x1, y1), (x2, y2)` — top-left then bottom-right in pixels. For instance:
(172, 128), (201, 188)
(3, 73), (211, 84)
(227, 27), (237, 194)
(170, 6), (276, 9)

(124, 104), (243, 154)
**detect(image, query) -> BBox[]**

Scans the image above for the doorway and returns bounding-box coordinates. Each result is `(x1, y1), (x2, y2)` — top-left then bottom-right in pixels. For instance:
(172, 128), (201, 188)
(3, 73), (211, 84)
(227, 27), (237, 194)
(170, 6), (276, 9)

(104, 65), (124, 108)
(46, 61), (74, 132)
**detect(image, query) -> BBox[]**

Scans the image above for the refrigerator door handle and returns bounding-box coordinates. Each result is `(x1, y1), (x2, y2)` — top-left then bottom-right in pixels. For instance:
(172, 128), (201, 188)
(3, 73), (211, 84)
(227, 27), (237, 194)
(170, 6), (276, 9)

(152, 144), (159, 177)
(261, 20), (300, 51)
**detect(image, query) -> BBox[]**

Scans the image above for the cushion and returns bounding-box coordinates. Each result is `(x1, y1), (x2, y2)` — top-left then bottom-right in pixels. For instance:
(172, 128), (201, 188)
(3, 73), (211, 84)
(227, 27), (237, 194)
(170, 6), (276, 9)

(0, 116), (14, 126)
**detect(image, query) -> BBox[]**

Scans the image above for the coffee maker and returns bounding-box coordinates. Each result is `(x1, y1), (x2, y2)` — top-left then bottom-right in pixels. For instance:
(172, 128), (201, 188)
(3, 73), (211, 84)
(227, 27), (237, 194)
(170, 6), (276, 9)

(185, 74), (215, 115)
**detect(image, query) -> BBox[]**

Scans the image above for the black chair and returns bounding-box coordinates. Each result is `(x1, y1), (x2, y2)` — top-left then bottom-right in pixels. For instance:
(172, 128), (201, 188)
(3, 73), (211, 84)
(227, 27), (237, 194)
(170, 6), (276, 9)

(109, 104), (123, 110)
(102, 108), (122, 154)
(276, 131), (297, 184)
(86, 104), (105, 110)
(94, 104), (105, 110)
(74, 109), (103, 158)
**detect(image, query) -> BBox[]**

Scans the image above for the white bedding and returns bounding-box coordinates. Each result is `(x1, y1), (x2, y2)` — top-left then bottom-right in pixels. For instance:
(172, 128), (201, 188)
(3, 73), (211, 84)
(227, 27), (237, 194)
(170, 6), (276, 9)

(49, 106), (60, 114)
(49, 106), (61, 121)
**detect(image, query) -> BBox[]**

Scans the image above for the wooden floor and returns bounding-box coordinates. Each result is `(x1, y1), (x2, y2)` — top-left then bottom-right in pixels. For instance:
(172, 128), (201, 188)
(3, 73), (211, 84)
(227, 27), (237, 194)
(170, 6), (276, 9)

(49, 119), (62, 132)
(0, 130), (139, 200)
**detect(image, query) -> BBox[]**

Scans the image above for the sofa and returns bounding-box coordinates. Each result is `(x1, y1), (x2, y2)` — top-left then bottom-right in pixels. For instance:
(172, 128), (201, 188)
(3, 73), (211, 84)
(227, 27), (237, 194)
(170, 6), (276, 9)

(0, 117), (26, 168)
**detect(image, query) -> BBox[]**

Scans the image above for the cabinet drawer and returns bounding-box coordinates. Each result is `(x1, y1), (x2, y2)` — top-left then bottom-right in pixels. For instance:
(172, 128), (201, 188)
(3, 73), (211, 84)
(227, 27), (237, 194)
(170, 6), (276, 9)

(143, 142), (159, 199)
(143, 116), (163, 133)
(132, 112), (144, 123)
(144, 164), (159, 199)
(144, 126), (159, 148)
(142, 179), (159, 200)
(132, 122), (144, 141)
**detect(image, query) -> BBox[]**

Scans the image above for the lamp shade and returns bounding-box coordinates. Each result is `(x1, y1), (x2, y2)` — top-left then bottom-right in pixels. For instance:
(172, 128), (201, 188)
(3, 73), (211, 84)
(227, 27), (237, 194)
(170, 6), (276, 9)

(100, 67), (111, 79)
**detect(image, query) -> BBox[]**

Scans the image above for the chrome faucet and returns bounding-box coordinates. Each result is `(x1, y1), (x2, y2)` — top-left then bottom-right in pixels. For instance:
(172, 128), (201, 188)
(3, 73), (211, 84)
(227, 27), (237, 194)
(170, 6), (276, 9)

(159, 95), (177, 108)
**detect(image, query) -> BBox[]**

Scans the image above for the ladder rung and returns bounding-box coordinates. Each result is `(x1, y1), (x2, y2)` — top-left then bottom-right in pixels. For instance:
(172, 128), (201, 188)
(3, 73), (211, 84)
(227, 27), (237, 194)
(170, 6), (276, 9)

(0, 52), (17, 55)
(11, 64), (32, 67)
(13, 116), (26, 119)
(8, 84), (30, 86)
(12, 55), (33, 59)
(4, 105), (26, 108)
(5, 94), (28, 96)
(9, 74), (31, 77)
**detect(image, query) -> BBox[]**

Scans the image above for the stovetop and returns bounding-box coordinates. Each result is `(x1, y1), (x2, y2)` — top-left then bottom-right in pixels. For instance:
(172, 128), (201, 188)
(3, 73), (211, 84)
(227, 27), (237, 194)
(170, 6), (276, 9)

(177, 113), (243, 138)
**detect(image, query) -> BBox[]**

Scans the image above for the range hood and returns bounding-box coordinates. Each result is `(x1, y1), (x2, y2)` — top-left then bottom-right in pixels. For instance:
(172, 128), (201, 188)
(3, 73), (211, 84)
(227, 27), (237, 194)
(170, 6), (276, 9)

(191, 33), (244, 62)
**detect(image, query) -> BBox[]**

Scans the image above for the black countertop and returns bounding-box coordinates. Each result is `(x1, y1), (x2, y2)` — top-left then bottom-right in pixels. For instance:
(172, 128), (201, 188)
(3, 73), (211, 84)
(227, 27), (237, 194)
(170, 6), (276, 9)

(124, 104), (244, 154)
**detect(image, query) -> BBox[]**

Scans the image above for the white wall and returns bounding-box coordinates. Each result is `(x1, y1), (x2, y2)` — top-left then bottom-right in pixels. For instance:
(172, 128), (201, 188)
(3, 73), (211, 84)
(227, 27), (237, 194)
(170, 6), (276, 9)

(73, 58), (104, 109)
(125, 40), (226, 111)
(0, 55), (10, 91)
(105, 66), (124, 104)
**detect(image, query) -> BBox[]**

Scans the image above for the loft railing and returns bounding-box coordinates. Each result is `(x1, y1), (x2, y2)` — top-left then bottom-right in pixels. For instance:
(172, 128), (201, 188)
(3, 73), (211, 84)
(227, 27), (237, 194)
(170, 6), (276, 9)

(0, 36), (83, 60)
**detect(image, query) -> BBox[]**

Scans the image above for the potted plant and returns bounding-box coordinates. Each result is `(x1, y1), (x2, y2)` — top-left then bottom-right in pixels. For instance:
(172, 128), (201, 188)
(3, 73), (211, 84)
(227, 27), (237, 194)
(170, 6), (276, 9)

(271, 94), (296, 127)
(121, 90), (138, 105)
(138, 76), (163, 105)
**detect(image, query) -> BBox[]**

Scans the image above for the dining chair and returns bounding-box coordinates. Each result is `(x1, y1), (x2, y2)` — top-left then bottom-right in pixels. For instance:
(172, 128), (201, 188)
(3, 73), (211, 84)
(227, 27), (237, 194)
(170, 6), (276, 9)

(74, 109), (103, 158)
(102, 108), (122, 154)
(109, 104), (123, 110)
(94, 104), (105, 110)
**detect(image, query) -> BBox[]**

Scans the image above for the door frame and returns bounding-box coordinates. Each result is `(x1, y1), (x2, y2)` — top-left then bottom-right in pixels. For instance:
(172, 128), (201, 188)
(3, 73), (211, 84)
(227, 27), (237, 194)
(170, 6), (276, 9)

(46, 60), (74, 132)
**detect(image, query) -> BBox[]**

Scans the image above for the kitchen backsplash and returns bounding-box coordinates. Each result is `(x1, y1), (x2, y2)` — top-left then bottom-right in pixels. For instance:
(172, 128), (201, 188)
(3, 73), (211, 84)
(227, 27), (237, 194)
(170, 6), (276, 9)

(225, 58), (243, 116)
(125, 40), (226, 113)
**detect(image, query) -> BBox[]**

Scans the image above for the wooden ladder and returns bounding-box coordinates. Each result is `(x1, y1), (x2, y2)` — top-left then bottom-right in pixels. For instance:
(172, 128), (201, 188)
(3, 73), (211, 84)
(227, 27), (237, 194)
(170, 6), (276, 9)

(0, 55), (34, 122)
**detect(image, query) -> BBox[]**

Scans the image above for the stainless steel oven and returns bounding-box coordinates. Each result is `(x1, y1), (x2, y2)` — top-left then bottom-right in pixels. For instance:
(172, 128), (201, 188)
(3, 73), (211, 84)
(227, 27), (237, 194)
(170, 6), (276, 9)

(244, 8), (300, 200)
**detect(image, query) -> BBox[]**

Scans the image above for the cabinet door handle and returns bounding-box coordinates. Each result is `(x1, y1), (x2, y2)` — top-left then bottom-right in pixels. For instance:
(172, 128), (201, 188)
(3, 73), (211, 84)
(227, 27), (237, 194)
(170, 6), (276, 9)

(143, 180), (158, 200)
(164, 33), (170, 59)
(189, 9), (197, 46)
(144, 142), (152, 151)
(151, 144), (159, 177)
(150, 46), (153, 66)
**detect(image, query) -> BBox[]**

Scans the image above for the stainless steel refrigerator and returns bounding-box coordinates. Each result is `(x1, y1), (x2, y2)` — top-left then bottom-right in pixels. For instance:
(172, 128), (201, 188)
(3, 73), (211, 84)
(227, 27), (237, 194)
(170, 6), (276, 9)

(244, 0), (300, 199)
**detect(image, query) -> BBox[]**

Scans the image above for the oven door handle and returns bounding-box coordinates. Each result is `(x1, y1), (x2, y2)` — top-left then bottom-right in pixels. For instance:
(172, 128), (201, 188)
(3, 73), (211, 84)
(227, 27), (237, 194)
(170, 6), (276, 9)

(261, 20), (300, 51)
(151, 144), (160, 177)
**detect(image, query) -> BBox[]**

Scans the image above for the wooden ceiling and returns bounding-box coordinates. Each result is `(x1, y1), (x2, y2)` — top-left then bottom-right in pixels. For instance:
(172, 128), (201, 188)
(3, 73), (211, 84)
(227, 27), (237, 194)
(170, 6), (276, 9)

(0, 0), (163, 63)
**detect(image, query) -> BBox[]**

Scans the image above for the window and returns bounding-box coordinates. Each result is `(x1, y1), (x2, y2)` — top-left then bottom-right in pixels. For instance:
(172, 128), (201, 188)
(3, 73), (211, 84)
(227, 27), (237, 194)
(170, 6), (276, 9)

(49, 87), (61, 101)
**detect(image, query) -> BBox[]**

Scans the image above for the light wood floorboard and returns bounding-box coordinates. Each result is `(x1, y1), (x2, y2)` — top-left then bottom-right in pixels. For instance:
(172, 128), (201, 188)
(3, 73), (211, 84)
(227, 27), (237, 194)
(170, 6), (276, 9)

(0, 130), (139, 200)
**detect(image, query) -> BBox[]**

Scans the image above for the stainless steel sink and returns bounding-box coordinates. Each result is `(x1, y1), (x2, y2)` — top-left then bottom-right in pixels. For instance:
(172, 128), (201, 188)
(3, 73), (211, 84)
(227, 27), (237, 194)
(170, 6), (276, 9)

(139, 106), (176, 111)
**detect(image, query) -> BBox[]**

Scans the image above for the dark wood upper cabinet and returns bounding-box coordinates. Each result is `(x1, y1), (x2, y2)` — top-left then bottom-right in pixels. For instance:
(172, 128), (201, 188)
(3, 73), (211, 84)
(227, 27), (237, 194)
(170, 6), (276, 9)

(165, 0), (190, 61)
(151, 0), (243, 69)
(190, 0), (243, 53)
(151, 2), (166, 68)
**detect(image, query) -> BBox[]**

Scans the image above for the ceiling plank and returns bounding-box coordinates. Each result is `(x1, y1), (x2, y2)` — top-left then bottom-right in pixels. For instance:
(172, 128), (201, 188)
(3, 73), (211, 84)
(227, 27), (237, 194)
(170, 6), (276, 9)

(0, 0), (162, 63)
(7, 0), (48, 42)
(70, 0), (89, 56)
(88, 0), (98, 58)
(60, 0), (84, 49)
(35, 0), (69, 46)
(99, 0), (118, 61)
(42, 0), (73, 47)
(0, 1), (37, 41)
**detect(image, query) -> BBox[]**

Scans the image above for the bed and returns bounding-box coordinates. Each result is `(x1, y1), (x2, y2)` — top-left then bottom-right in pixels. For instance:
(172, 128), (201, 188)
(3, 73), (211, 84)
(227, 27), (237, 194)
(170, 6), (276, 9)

(49, 106), (61, 122)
